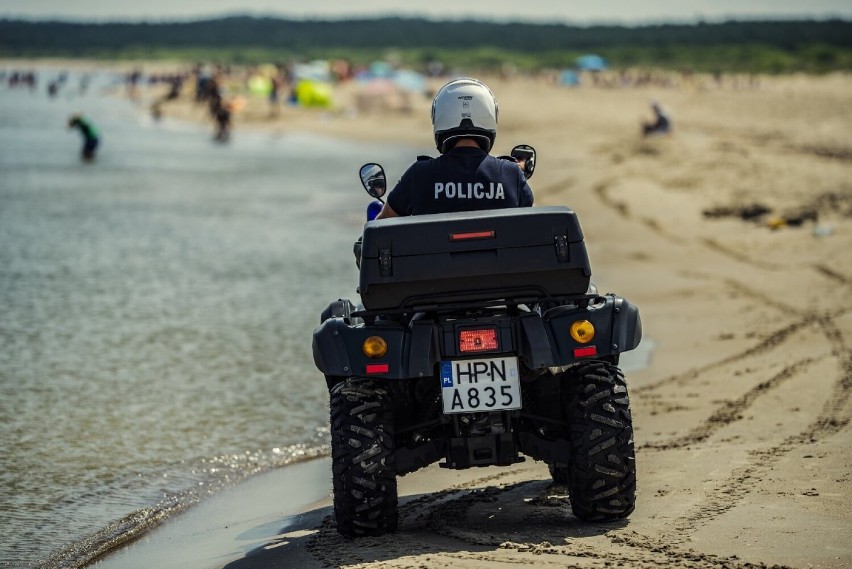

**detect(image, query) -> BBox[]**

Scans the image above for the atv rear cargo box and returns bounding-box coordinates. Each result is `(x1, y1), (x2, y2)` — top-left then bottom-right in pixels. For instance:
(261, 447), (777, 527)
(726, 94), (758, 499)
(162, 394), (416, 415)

(359, 206), (591, 311)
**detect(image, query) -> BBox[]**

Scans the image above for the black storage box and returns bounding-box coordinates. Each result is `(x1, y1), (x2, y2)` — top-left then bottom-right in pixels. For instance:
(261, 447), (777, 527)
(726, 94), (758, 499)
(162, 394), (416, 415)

(359, 206), (591, 311)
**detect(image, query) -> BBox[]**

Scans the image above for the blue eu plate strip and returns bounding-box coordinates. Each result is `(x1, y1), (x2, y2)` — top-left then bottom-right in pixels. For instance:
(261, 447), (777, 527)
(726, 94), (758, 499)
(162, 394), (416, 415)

(440, 361), (453, 387)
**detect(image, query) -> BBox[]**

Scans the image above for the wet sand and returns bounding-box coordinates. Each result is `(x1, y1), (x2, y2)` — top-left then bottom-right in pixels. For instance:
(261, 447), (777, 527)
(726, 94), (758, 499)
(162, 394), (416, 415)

(99, 72), (851, 568)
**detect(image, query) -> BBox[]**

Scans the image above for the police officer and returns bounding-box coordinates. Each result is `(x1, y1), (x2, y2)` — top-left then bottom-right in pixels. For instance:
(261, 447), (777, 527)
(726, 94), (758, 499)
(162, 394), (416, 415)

(375, 77), (533, 219)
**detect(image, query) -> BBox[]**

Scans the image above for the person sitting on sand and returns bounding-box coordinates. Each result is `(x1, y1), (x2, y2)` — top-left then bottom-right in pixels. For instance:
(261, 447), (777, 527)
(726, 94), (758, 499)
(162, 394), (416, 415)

(641, 100), (672, 137)
(67, 113), (100, 161)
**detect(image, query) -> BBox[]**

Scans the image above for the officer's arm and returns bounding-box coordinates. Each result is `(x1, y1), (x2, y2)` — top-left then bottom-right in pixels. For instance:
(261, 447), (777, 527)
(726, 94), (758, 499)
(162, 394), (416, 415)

(519, 169), (534, 207)
(375, 202), (400, 219)
(378, 159), (420, 219)
(522, 181), (534, 207)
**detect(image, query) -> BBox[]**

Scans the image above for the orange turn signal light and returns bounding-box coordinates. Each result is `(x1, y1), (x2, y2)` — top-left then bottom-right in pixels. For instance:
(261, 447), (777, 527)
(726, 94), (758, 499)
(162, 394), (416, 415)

(569, 320), (595, 344)
(362, 336), (388, 358)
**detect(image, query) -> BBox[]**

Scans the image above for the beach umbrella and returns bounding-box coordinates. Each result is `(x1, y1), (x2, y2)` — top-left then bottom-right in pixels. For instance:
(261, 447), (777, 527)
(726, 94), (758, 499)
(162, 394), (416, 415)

(369, 61), (394, 78)
(393, 69), (426, 93)
(576, 54), (608, 71)
(295, 79), (333, 108)
(559, 69), (580, 86)
(247, 75), (272, 96)
(294, 60), (331, 82)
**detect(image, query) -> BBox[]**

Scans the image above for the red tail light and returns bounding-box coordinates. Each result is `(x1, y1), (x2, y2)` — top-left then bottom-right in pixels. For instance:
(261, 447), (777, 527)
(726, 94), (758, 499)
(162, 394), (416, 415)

(365, 363), (389, 374)
(459, 328), (498, 353)
(449, 230), (495, 241)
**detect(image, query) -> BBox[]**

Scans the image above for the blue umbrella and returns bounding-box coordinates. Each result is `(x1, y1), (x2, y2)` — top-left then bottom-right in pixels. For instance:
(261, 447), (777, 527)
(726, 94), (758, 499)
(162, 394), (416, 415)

(576, 54), (608, 71)
(559, 69), (580, 86)
(394, 69), (426, 93)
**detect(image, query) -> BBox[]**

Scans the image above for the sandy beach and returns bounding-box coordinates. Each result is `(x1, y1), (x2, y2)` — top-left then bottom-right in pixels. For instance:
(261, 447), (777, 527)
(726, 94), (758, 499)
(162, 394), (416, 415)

(99, 70), (852, 568)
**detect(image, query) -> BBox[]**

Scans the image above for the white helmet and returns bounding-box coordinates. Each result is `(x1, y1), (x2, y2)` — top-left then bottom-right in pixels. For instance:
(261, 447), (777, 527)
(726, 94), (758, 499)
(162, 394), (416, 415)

(431, 77), (498, 154)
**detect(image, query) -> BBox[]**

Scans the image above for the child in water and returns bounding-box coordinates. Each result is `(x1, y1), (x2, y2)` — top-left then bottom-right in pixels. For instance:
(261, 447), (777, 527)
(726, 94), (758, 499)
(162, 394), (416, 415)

(68, 114), (100, 161)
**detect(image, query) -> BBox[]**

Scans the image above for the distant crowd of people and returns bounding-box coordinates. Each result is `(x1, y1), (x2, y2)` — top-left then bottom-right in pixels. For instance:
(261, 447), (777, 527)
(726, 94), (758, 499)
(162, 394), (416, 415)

(1, 57), (696, 164)
(147, 61), (352, 142)
(3, 69), (38, 89)
(124, 60), (763, 145)
(552, 67), (763, 92)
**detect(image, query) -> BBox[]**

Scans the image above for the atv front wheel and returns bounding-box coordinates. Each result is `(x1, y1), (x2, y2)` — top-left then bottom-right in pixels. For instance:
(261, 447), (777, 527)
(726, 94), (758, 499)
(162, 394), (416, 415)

(567, 361), (636, 521)
(330, 379), (398, 537)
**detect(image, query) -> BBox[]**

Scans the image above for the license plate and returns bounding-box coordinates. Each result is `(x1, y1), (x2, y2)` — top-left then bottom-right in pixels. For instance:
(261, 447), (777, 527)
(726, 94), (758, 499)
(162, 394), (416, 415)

(440, 356), (522, 414)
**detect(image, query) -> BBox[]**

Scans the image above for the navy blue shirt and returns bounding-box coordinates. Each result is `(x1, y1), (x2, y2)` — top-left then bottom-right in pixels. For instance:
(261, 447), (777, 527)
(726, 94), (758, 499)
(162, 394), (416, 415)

(387, 147), (533, 216)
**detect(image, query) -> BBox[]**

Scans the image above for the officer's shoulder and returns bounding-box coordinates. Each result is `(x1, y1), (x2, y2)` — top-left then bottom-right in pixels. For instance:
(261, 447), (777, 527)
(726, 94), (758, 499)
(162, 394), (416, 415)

(408, 155), (434, 172)
(400, 155), (433, 177)
(493, 153), (518, 163)
(487, 154), (520, 170)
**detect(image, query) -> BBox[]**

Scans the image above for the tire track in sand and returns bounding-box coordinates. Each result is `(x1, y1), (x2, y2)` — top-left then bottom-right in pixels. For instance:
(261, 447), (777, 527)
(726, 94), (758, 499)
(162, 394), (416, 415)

(417, 482), (784, 568)
(813, 263), (852, 285)
(699, 238), (784, 270)
(634, 278), (851, 403)
(640, 357), (816, 451)
(606, 350), (849, 563)
(632, 284), (851, 548)
(635, 277), (852, 397)
(662, 334), (851, 543)
(306, 476), (783, 568)
(634, 317), (807, 396)
(593, 180), (687, 245)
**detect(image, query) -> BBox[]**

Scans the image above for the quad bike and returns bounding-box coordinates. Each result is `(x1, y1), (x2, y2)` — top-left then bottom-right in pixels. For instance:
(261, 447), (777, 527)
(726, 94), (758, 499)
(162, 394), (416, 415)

(312, 146), (641, 537)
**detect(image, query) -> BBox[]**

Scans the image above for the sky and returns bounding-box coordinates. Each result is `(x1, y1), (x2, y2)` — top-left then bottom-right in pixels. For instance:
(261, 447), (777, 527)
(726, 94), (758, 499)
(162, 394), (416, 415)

(1, 0), (851, 24)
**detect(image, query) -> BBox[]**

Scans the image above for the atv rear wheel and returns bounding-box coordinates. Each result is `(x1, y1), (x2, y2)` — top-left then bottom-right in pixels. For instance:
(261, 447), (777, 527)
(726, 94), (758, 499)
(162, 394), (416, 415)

(330, 379), (398, 537)
(566, 361), (636, 521)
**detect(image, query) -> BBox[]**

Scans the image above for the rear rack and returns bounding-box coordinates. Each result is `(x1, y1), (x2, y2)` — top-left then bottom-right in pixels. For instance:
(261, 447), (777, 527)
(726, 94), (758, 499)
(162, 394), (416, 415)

(350, 292), (601, 318)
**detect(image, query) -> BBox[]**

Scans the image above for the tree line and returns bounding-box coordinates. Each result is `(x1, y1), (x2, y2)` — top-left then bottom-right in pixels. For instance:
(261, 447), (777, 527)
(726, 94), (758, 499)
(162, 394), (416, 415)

(1, 16), (850, 72)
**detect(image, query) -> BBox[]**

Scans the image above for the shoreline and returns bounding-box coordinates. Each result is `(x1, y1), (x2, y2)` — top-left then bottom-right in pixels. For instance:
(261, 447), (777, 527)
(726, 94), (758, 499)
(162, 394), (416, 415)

(56, 66), (852, 568)
(90, 458), (335, 569)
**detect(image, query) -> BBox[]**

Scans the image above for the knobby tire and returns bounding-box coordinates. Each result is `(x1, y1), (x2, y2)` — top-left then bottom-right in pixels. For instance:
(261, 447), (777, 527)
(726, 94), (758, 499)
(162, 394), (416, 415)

(564, 360), (636, 521)
(330, 379), (398, 537)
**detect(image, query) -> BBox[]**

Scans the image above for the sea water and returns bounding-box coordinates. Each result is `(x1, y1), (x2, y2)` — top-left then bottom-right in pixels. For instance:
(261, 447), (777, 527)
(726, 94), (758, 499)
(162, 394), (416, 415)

(0, 69), (417, 567)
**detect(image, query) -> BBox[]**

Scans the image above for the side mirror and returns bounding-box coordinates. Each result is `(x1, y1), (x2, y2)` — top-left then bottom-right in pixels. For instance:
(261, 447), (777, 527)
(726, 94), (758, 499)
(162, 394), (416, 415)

(510, 144), (536, 180)
(359, 163), (387, 200)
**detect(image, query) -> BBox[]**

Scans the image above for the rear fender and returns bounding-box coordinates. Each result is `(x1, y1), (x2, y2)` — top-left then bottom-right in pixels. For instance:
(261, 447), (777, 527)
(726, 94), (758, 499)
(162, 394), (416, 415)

(612, 296), (642, 353)
(544, 294), (642, 365)
(312, 317), (439, 380)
